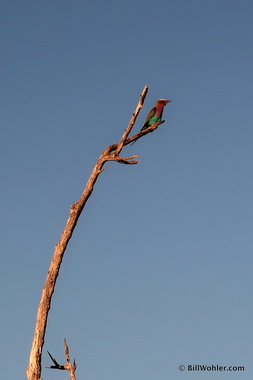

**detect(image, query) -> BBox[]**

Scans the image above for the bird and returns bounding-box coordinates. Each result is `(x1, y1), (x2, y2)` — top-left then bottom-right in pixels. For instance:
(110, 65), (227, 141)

(131, 99), (172, 144)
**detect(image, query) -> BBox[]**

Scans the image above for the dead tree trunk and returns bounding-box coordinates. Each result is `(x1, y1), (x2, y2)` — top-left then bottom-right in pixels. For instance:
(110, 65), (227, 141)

(26, 85), (167, 380)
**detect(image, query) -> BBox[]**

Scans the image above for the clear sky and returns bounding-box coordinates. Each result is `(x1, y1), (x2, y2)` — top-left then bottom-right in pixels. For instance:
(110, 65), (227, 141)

(1, 1), (253, 379)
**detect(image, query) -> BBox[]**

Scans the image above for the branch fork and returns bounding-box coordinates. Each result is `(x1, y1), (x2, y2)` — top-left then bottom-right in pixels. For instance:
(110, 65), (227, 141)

(46, 339), (77, 380)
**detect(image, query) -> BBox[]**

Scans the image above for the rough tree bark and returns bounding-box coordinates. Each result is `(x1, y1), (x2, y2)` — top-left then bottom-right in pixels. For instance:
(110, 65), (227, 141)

(26, 85), (166, 380)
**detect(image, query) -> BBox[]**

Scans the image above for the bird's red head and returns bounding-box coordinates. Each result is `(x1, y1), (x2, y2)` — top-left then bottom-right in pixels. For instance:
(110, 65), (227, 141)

(157, 99), (172, 105)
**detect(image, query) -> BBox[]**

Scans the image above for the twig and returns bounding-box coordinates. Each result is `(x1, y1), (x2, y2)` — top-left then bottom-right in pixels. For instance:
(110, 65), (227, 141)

(114, 84), (149, 154)
(45, 350), (65, 370)
(45, 340), (77, 380)
(64, 339), (77, 380)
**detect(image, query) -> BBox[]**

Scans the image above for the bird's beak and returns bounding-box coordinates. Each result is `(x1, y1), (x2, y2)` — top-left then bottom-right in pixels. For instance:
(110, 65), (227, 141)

(165, 100), (172, 104)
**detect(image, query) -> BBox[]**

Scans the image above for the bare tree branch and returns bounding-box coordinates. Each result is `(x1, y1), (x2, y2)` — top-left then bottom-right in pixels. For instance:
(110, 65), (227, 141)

(64, 339), (77, 380)
(127, 119), (165, 145)
(45, 350), (65, 370)
(114, 84), (149, 154)
(45, 340), (77, 380)
(26, 85), (170, 380)
(26, 85), (151, 380)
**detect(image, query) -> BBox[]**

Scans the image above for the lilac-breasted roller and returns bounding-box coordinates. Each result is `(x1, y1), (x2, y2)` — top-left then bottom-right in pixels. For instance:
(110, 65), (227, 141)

(131, 99), (172, 144)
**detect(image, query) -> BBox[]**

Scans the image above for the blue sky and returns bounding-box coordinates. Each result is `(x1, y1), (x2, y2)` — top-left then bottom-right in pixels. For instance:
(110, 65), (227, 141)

(1, 1), (253, 379)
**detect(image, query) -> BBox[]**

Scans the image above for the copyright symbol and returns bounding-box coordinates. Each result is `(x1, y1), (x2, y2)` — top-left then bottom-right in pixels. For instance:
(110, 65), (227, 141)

(179, 365), (185, 371)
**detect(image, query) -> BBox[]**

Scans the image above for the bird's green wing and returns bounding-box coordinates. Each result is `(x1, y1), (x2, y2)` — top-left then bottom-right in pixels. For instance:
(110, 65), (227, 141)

(141, 106), (157, 130)
(146, 106), (156, 121)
